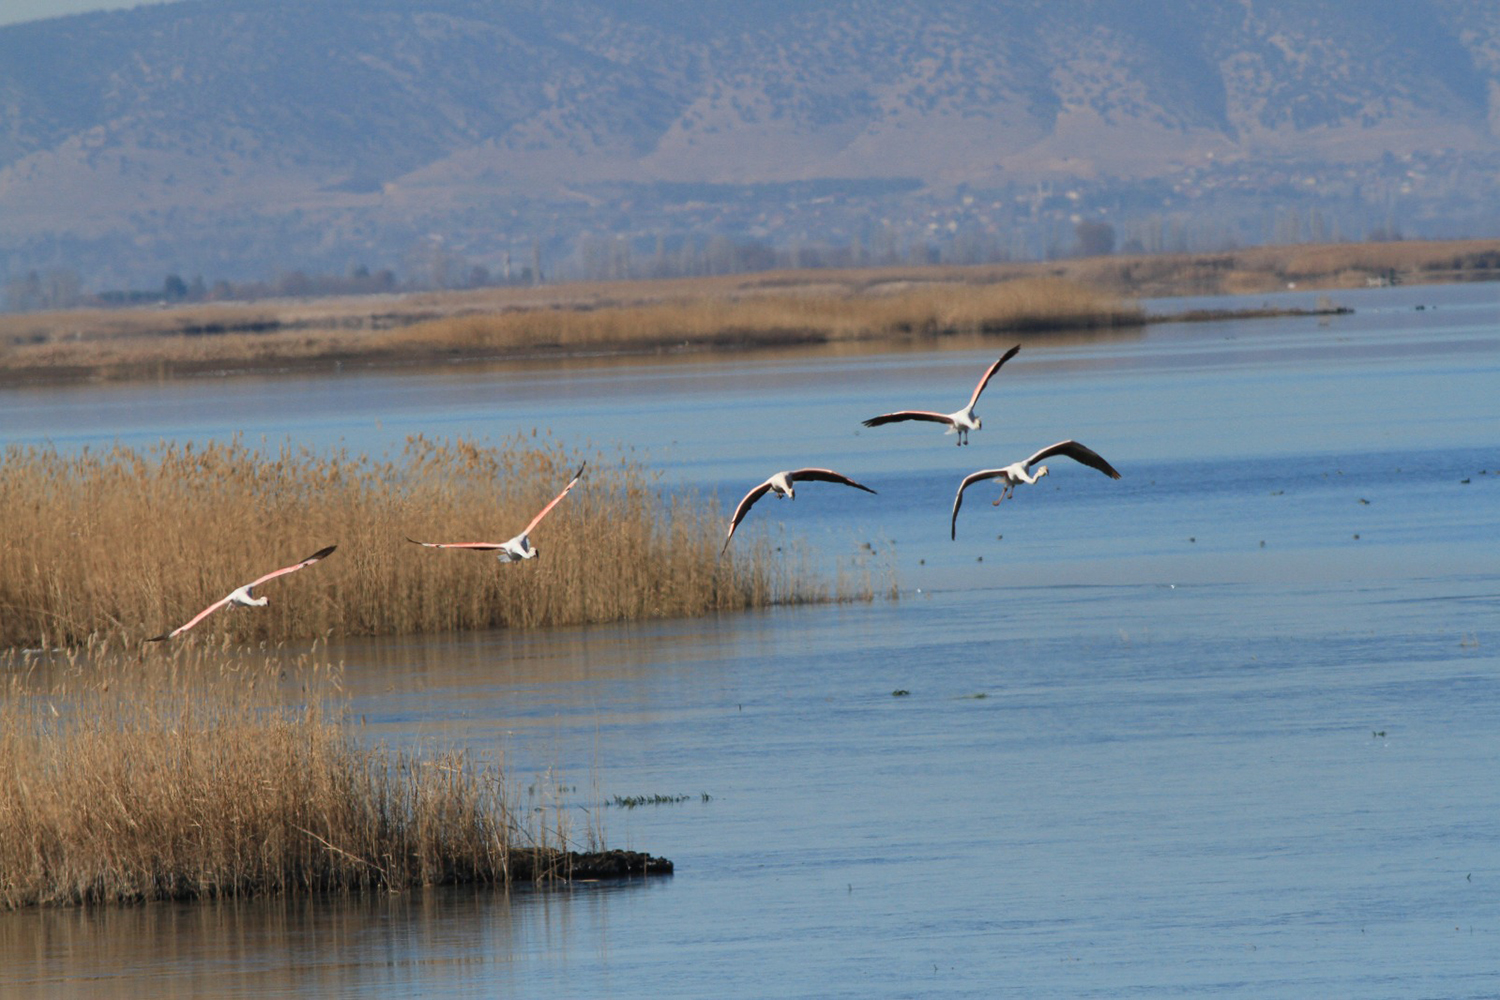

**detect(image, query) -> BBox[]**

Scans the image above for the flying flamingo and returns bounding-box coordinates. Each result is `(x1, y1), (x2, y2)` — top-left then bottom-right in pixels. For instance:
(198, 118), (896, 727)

(147, 544), (337, 641)
(722, 468), (876, 553)
(950, 440), (1121, 539)
(407, 463), (584, 562)
(862, 345), (1020, 445)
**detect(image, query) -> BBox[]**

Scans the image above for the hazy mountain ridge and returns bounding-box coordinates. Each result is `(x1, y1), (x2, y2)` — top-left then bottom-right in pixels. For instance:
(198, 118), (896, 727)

(4, 0), (1500, 291)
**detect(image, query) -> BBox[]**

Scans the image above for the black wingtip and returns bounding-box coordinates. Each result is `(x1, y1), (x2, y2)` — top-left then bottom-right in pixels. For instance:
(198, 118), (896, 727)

(1002, 344), (1021, 361)
(145, 633), (169, 643)
(306, 544), (337, 562)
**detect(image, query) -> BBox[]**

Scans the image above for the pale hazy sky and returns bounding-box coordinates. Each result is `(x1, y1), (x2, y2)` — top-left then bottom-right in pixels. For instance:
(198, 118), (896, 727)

(0, 0), (183, 28)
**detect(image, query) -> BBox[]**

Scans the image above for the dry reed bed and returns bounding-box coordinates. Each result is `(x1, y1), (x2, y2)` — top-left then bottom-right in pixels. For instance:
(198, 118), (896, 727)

(0, 277), (1139, 381)
(7, 236), (1500, 377)
(0, 643), (597, 908)
(0, 437), (820, 650)
(383, 276), (1141, 355)
(10, 237), (1497, 386)
(7, 238), (1500, 385)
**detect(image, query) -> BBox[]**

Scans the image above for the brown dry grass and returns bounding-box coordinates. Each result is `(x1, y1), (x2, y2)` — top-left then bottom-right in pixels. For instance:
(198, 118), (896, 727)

(0, 275), (1139, 383)
(7, 237), (1496, 386)
(383, 275), (1138, 354)
(0, 642), (581, 908)
(0, 436), (825, 650)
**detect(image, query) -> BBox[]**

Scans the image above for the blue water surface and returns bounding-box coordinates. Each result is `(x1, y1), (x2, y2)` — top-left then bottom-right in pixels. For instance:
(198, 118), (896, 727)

(2, 281), (1498, 998)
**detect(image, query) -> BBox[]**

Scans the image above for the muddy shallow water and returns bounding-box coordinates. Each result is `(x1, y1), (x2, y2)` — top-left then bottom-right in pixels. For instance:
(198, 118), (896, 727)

(2, 282), (1498, 997)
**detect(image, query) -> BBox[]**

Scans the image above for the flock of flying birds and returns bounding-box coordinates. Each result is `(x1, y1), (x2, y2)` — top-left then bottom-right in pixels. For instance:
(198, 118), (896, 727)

(147, 344), (1120, 641)
(723, 343), (1122, 550)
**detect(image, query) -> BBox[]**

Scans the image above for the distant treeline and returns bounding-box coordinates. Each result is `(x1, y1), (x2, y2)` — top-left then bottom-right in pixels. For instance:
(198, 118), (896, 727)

(1, 260), (545, 313)
(3, 266), (411, 312)
(3, 265), (388, 312)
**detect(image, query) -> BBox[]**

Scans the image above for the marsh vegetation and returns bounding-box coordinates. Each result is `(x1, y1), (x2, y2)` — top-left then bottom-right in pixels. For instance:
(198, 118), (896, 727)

(5, 237), (1500, 387)
(0, 437), (840, 650)
(0, 275), (1136, 383)
(0, 642), (623, 909)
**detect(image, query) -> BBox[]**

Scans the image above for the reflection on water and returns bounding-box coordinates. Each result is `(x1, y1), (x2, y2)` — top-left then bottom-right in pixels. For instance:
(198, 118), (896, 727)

(2, 282), (1499, 997)
(0, 879), (672, 999)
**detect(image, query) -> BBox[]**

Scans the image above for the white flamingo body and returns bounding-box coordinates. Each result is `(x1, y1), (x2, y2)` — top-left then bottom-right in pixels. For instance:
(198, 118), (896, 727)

(407, 463), (584, 563)
(224, 584), (268, 609)
(723, 467), (876, 552)
(950, 440), (1121, 539)
(148, 544), (337, 641)
(862, 345), (1020, 445)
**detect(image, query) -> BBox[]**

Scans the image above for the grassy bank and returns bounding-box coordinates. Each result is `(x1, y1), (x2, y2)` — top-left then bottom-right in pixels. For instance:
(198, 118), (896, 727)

(0, 276), (1138, 384)
(382, 275), (1139, 356)
(4, 237), (1500, 387)
(0, 643), (651, 908)
(0, 437), (834, 650)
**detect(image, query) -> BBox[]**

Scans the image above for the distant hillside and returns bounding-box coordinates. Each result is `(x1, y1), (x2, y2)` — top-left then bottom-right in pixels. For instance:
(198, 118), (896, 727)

(4, 0), (1500, 297)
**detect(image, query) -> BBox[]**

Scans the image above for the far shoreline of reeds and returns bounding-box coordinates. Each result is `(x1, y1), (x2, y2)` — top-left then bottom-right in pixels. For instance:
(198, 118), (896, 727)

(0, 642), (669, 909)
(0, 275), (1141, 387)
(4, 237), (1498, 388)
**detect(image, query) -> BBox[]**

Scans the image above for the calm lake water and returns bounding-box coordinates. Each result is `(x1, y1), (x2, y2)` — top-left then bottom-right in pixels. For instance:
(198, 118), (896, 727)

(3, 282), (1499, 997)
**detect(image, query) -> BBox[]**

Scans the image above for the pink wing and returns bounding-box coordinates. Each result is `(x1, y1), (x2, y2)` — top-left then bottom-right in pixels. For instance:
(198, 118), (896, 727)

(149, 593), (236, 641)
(406, 538), (505, 550)
(950, 469), (1007, 540)
(786, 468), (877, 494)
(1021, 439), (1122, 479)
(722, 480), (776, 552)
(245, 544), (338, 587)
(861, 410), (954, 428)
(966, 345), (1021, 410)
(522, 463), (586, 536)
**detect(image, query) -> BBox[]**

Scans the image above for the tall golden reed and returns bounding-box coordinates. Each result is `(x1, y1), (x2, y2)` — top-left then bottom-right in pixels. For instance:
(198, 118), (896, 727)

(0, 641), (577, 908)
(0, 436), (824, 649)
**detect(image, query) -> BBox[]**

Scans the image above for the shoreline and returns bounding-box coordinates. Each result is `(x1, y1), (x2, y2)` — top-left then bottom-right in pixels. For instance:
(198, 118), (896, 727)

(8, 234), (1500, 389)
(0, 303), (1350, 390)
(1143, 303), (1354, 324)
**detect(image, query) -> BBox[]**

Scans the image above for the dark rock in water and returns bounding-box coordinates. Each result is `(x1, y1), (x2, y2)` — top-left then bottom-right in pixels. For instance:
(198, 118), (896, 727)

(580, 849), (673, 878)
(502, 847), (673, 882)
